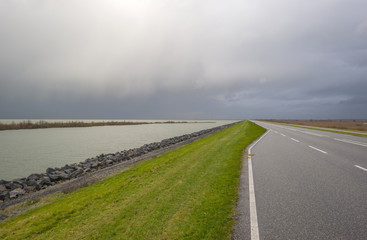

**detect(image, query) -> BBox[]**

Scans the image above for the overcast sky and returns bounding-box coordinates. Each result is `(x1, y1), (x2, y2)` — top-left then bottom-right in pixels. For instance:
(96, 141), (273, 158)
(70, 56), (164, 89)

(1, 0), (366, 120)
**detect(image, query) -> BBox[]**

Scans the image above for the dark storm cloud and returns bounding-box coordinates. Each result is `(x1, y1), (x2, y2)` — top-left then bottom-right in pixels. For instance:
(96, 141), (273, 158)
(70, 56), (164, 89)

(0, 0), (366, 119)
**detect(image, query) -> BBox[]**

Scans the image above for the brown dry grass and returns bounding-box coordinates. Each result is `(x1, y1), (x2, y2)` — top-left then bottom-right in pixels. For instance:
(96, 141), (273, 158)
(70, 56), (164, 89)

(265, 120), (367, 131)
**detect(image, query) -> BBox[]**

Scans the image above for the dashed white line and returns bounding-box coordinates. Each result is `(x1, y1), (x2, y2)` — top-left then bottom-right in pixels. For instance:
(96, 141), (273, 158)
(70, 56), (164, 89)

(271, 124), (329, 137)
(277, 126), (297, 132)
(354, 165), (367, 172)
(248, 130), (269, 240)
(300, 131), (329, 137)
(280, 133), (286, 137)
(334, 138), (367, 147)
(291, 138), (300, 142)
(309, 145), (327, 154)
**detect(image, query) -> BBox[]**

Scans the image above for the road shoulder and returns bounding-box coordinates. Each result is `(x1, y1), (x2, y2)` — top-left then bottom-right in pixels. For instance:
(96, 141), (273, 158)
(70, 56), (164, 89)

(232, 150), (251, 240)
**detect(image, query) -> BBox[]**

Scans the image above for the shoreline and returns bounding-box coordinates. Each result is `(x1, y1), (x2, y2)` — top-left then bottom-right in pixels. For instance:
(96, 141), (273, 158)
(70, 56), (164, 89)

(0, 122), (236, 214)
(0, 120), (213, 131)
(0, 121), (265, 239)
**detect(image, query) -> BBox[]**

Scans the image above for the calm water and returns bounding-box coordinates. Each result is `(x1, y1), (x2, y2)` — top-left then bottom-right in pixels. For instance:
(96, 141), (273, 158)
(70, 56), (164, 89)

(0, 120), (236, 180)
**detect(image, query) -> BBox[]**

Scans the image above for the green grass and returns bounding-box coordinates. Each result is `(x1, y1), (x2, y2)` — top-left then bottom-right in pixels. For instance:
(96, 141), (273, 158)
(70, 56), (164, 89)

(274, 122), (367, 138)
(0, 121), (265, 240)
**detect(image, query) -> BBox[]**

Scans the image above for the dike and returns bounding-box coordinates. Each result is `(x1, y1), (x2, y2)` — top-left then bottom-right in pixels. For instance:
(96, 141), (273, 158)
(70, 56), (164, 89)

(0, 122), (236, 211)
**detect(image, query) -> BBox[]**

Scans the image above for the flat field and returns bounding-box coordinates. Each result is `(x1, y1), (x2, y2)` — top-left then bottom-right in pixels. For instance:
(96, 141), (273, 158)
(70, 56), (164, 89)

(0, 121), (265, 239)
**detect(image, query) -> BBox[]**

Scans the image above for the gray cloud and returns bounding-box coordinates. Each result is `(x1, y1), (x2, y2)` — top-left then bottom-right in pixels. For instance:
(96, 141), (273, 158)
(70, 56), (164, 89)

(1, 0), (367, 119)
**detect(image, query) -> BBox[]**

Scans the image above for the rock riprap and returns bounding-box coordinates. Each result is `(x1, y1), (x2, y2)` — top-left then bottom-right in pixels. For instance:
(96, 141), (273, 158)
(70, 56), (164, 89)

(0, 124), (234, 202)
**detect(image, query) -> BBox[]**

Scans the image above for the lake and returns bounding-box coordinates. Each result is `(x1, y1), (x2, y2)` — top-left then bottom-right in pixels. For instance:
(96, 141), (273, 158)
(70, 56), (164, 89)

(0, 120), (236, 180)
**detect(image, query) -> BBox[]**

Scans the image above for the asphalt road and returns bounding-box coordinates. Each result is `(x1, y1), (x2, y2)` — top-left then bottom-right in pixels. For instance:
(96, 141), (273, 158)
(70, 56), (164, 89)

(235, 121), (367, 240)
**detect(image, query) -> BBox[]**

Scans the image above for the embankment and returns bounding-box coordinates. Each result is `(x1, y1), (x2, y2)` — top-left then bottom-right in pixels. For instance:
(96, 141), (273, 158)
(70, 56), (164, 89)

(0, 121), (265, 239)
(0, 123), (235, 207)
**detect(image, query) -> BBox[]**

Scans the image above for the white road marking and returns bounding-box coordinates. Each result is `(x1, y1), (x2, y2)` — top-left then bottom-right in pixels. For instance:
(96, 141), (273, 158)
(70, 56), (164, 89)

(280, 133), (286, 137)
(274, 131), (278, 134)
(309, 145), (328, 154)
(291, 138), (300, 142)
(354, 165), (367, 172)
(267, 124), (329, 137)
(334, 138), (367, 147)
(248, 130), (269, 240)
(277, 126), (297, 131)
(300, 130), (329, 137)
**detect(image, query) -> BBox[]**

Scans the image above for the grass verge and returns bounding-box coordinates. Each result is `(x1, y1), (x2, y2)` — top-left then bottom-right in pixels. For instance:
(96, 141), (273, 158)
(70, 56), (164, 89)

(0, 121), (265, 239)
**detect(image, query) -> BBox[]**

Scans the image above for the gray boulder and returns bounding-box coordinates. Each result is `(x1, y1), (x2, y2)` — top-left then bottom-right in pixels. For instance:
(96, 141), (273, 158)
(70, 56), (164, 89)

(25, 185), (36, 192)
(0, 180), (8, 185)
(106, 160), (113, 165)
(13, 180), (27, 188)
(69, 168), (84, 178)
(5, 182), (23, 190)
(9, 188), (26, 199)
(26, 180), (38, 187)
(0, 191), (9, 201)
(48, 172), (70, 182)
(46, 167), (55, 174)
(64, 169), (74, 175)
(36, 176), (52, 190)
(26, 174), (41, 182)
(90, 161), (99, 169)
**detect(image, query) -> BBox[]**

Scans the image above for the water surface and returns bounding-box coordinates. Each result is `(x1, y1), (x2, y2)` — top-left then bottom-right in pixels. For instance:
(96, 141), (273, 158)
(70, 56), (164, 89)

(0, 120), (235, 180)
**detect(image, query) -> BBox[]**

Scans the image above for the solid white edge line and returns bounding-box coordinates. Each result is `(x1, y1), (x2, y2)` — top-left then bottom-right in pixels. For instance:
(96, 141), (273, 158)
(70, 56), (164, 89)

(334, 138), (367, 147)
(248, 130), (270, 240)
(291, 138), (300, 142)
(309, 145), (327, 154)
(354, 165), (367, 172)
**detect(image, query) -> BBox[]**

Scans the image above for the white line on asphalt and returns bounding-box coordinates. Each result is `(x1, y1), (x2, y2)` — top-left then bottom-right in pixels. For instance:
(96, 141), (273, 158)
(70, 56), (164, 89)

(334, 138), (367, 147)
(248, 130), (269, 240)
(275, 125), (329, 137)
(277, 126), (297, 131)
(354, 165), (367, 172)
(309, 145), (328, 154)
(280, 133), (286, 137)
(300, 131), (328, 137)
(274, 131), (278, 134)
(291, 138), (300, 142)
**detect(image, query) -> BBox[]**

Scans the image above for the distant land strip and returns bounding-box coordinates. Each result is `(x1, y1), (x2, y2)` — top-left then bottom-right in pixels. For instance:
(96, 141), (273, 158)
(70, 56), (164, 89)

(262, 119), (367, 132)
(0, 120), (211, 131)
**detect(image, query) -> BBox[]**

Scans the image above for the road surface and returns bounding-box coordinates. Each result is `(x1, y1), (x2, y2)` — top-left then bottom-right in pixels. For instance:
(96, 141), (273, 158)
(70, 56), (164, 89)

(233, 121), (367, 240)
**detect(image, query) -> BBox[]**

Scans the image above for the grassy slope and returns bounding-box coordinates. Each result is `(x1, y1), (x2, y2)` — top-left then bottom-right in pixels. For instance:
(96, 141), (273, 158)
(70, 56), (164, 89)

(0, 121), (265, 240)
